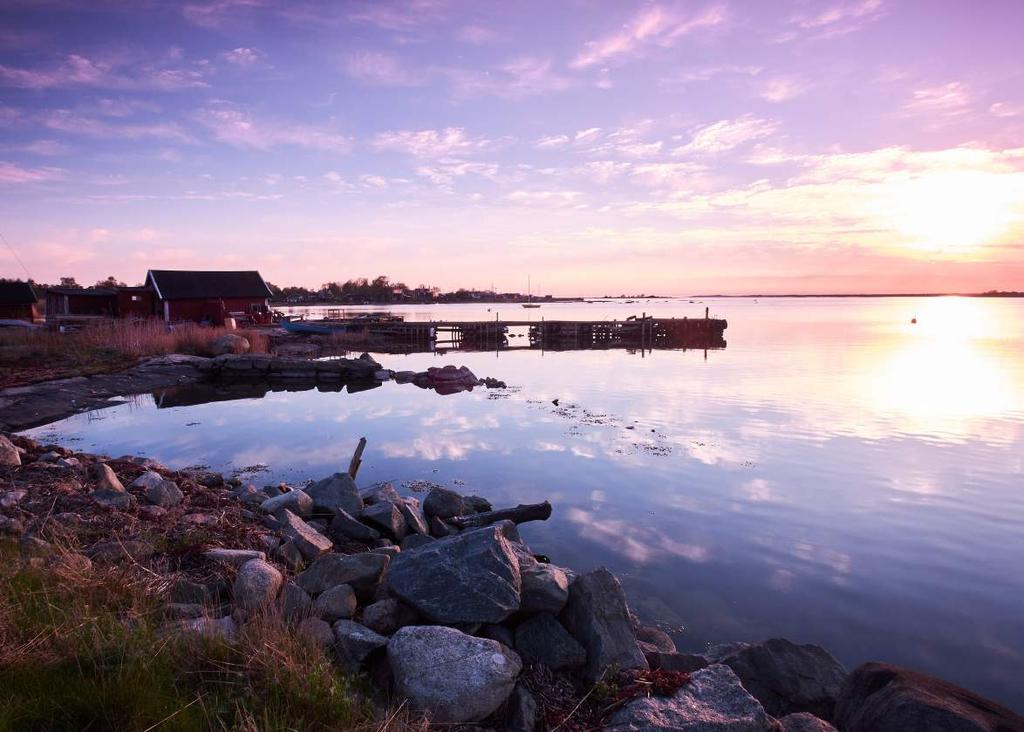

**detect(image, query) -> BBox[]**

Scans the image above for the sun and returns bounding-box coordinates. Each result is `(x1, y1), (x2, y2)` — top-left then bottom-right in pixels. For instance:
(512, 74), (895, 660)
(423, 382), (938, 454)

(881, 169), (1024, 254)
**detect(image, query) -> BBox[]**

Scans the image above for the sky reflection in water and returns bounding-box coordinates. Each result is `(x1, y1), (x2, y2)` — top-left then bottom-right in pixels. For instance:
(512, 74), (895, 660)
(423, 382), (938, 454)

(26, 297), (1024, 709)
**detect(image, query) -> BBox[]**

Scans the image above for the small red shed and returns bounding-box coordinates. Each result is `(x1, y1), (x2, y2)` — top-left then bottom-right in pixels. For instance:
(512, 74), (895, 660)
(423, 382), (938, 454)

(46, 287), (118, 317)
(145, 270), (274, 325)
(0, 280), (40, 322)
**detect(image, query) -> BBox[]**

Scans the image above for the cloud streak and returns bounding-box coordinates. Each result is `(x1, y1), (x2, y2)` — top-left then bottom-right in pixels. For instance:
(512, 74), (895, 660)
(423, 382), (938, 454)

(571, 4), (727, 69)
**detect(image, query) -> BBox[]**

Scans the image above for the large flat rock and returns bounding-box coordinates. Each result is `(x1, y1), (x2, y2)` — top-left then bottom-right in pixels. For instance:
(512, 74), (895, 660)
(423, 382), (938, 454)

(384, 522), (522, 624)
(295, 552), (390, 595)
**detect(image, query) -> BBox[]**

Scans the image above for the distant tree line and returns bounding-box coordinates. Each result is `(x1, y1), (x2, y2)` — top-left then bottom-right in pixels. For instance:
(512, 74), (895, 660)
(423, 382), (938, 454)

(264, 275), (543, 304)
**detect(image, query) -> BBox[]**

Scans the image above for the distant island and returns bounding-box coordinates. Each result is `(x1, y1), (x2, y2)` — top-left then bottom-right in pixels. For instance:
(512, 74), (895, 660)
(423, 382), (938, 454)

(692, 291), (1024, 298)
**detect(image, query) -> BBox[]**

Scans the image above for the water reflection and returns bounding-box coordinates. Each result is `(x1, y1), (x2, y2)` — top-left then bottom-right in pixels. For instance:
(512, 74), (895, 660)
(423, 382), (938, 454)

(22, 297), (1024, 710)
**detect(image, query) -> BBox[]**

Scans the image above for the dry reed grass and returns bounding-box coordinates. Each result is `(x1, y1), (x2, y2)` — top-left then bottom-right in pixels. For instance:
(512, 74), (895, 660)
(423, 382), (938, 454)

(0, 319), (269, 387)
(0, 538), (418, 731)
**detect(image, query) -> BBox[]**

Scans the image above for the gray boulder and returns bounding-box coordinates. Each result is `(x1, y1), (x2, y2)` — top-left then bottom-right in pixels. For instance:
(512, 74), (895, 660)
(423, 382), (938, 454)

(296, 617), (335, 649)
(277, 510), (333, 561)
(281, 581), (312, 623)
(296, 551), (390, 595)
(273, 540), (304, 572)
(779, 713), (838, 731)
(520, 561), (570, 614)
(333, 619), (388, 672)
(210, 333), (249, 355)
(606, 663), (782, 731)
(361, 501), (408, 541)
(388, 625), (522, 723)
(507, 684), (538, 732)
(385, 522), (522, 624)
(306, 473), (362, 516)
(361, 598), (419, 636)
(560, 567), (647, 682)
(0, 434), (21, 466)
(312, 583), (357, 623)
(397, 497), (429, 535)
(464, 495), (492, 513)
(422, 486), (468, 519)
(360, 482), (402, 505)
(834, 662), (1024, 732)
(90, 489), (135, 509)
(260, 489), (313, 518)
(514, 612), (586, 671)
(328, 509), (380, 542)
(233, 558), (283, 615)
(91, 463), (125, 492)
(146, 479), (183, 508)
(399, 533), (435, 552)
(203, 548), (266, 566)
(722, 638), (847, 720)
(636, 624), (677, 654)
(130, 470), (165, 491)
(429, 515), (455, 537)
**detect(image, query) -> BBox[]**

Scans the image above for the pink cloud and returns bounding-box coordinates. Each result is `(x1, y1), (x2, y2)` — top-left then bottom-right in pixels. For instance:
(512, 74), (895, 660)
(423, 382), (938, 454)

(673, 115), (778, 155)
(198, 105), (352, 152)
(223, 47), (263, 66)
(906, 82), (971, 117)
(571, 4), (727, 69)
(348, 0), (448, 32)
(0, 53), (209, 91)
(373, 127), (495, 158)
(0, 161), (64, 184)
(344, 52), (425, 86)
(42, 110), (194, 143)
(447, 57), (573, 99)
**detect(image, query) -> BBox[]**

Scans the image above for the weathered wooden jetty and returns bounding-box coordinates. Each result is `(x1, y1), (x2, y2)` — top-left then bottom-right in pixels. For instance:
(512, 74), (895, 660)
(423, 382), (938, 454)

(302, 313), (727, 353)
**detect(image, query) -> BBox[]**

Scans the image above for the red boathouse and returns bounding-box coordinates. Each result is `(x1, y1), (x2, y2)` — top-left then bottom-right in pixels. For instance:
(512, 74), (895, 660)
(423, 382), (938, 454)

(0, 280), (41, 322)
(145, 270), (274, 325)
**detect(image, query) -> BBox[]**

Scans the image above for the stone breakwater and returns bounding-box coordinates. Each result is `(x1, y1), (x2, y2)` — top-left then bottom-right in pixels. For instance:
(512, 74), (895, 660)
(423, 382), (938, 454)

(1, 432), (1023, 731)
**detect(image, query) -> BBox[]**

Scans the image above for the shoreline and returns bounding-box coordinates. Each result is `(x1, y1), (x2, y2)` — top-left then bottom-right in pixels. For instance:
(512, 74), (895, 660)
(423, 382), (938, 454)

(0, 352), (504, 433)
(2, 432), (1022, 730)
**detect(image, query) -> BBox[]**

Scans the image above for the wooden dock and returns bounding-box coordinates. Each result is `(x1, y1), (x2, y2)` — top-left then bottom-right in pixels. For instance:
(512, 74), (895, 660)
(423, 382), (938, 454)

(313, 313), (727, 353)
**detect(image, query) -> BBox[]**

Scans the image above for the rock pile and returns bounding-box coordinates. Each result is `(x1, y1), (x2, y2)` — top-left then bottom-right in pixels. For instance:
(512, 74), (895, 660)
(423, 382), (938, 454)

(3, 432), (1022, 731)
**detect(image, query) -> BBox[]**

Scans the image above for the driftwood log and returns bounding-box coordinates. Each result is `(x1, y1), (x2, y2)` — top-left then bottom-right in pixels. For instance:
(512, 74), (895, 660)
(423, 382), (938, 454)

(348, 437), (367, 479)
(449, 501), (552, 529)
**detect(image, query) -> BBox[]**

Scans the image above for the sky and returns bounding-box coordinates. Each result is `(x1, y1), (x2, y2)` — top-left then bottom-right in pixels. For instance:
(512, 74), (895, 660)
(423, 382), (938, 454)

(1, 0), (1024, 296)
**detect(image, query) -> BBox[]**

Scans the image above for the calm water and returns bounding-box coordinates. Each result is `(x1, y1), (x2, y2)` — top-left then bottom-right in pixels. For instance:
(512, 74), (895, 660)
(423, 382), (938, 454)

(25, 297), (1024, 709)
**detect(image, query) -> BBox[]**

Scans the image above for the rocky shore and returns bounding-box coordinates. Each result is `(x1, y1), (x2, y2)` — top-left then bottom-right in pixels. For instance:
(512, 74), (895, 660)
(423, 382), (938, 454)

(2, 431), (1021, 731)
(0, 352), (505, 432)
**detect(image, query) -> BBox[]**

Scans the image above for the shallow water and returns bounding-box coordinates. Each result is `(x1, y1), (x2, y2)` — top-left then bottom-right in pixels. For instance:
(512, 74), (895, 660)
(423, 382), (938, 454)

(26, 297), (1024, 709)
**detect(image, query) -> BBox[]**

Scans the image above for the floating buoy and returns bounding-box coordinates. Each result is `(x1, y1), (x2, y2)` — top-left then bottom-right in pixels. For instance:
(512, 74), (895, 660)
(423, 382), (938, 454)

(911, 317), (917, 324)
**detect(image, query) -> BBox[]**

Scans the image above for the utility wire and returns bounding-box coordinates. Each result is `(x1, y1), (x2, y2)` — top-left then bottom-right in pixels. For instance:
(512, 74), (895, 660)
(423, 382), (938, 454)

(0, 230), (33, 281)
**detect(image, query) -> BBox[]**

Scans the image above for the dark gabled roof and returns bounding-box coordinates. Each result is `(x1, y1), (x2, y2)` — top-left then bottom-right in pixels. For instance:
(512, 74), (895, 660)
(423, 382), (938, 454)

(0, 280), (38, 304)
(46, 287), (117, 297)
(147, 270), (273, 301)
